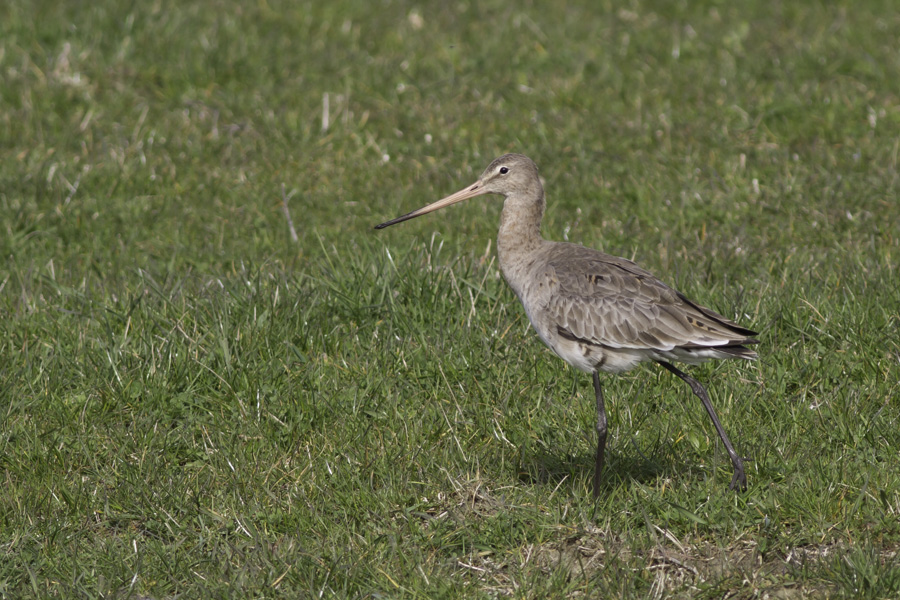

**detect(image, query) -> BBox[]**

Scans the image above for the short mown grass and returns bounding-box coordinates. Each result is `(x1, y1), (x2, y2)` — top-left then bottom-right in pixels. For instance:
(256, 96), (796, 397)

(2, 0), (899, 597)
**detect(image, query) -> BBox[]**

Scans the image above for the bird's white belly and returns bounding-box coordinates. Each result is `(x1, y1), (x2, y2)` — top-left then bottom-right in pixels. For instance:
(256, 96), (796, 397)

(548, 332), (650, 374)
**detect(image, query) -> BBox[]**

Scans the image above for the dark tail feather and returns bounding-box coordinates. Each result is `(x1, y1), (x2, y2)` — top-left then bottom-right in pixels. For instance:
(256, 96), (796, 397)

(716, 342), (759, 360)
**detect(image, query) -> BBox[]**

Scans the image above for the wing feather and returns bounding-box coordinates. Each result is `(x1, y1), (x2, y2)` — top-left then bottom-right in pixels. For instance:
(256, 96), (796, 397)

(536, 243), (758, 354)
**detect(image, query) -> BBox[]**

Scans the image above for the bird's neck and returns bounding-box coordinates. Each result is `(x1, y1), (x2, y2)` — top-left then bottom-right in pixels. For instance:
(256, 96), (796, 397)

(497, 191), (547, 284)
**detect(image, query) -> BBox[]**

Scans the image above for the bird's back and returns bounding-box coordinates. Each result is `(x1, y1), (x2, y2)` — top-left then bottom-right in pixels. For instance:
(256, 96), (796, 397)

(508, 241), (758, 374)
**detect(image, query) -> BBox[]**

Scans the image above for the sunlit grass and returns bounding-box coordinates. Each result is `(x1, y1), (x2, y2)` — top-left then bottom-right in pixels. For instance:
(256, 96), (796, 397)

(2, 0), (899, 597)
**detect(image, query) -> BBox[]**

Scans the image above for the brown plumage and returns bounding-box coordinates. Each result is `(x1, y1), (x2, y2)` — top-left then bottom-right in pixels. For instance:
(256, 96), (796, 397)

(376, 153), (758, 495)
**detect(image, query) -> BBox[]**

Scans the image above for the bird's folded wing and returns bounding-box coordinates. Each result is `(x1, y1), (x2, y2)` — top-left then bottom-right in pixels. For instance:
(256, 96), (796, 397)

(542, 251), (756, 351)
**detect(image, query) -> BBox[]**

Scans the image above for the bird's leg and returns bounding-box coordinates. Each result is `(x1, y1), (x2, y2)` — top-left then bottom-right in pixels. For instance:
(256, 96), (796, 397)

(592, 371), (608, 498)
(656, 361), (747, 491)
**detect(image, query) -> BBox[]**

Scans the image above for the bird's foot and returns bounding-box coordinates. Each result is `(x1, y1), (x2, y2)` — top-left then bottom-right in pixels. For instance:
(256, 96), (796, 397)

(728, 468), (748, 492)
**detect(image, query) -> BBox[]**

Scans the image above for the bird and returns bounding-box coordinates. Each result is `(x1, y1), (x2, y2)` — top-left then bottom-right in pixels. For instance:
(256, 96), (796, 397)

(375, 153), (758, 496)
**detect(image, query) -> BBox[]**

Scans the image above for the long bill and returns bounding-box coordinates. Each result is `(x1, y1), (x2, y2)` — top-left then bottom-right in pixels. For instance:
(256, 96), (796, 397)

(374, 180), (489, 229)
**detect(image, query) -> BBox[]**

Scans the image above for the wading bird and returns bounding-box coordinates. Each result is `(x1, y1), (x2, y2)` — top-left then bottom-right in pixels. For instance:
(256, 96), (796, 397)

(375, 154), (758, 496)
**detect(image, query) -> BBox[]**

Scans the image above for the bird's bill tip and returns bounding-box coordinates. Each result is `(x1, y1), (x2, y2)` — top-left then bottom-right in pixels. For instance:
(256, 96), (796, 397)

(374, 180), (488, 230)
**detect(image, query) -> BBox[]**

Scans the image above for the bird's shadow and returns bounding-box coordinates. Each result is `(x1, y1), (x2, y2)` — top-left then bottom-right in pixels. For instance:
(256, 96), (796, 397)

(517, 440), (687, 495)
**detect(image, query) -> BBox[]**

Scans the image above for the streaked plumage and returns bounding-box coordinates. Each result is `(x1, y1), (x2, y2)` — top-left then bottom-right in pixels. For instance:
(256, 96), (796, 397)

(376, 153), (758, 495)
(505, 241), (757, 373)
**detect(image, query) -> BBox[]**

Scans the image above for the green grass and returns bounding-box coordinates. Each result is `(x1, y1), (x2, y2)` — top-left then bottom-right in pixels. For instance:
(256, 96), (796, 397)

(2, 0), (900, 597)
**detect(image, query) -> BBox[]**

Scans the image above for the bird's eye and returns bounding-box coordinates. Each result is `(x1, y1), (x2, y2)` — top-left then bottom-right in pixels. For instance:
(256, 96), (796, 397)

(499, 166), (509, 175)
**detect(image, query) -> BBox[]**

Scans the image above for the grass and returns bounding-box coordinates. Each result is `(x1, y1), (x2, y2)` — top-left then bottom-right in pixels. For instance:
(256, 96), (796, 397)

(2, 0), (900, 597)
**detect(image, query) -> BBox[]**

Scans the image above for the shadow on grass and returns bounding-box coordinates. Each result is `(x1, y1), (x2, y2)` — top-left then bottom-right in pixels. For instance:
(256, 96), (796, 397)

(517, 444), (684, 494)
